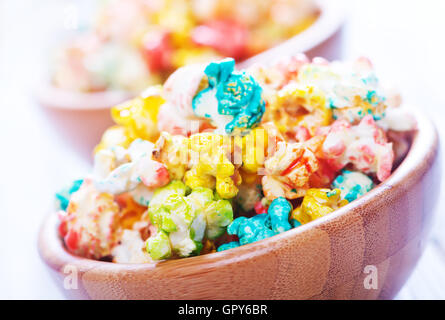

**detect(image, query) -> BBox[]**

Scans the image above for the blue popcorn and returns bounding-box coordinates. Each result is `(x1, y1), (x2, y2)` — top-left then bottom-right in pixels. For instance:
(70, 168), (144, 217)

(217, 197), (293, 251)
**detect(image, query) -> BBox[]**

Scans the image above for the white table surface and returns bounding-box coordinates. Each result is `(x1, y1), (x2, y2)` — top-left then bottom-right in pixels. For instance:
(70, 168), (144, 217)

(0, 0), (444, 299)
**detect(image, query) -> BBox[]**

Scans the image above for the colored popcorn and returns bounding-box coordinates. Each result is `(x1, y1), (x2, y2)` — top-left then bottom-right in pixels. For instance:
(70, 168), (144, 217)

(186, 132), (240, 199)
(192, 58), (265, 134)
(291, 188), (348, 225)
(94, 139), (170, 196)
(146, 181), (233, 259)
(110, 86), (165, 142)
(332, 170), (374, 202)
(58, 179), (121, 259)
(217, 197), (292, 251)
(51, 0), (320, 94)
(322, 115), (394, 182)
(55, 179), (83, 211)
(56, 55), (416, 262)
(262, 140), (319, 200)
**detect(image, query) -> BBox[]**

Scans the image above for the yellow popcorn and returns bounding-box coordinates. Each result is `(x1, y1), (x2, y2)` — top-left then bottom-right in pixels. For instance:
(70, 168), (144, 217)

(264, 84), (332, 134)
(292, 188), (348, 225)
(94, 125), (133, 154)
(215, 176), (239, 200)
(153, 132), (190, 180)
(111, 86), (165, 143)
(241, 127), (268, 174)
(184, 167), (215, 190)
(186, 133), (239, 199)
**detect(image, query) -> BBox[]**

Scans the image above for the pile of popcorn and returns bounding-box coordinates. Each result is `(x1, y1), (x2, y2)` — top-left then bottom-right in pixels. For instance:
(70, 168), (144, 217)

(51, 0), (319, 93)
(56, 54), (416, 263)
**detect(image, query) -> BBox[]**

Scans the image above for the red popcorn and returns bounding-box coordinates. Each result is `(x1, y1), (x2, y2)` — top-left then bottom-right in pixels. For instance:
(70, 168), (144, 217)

(141, 30), (173, 73)
(273, 54), (309, 85)
(191, 20), (248, 60)
(254, 201), (268, 215)
(60, 179), (121, 259)
(64, 229), (79, 252)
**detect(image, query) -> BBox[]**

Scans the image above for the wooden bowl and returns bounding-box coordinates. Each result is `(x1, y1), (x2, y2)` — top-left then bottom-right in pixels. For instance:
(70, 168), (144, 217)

(38, 110), (441, 300)
(34, 0), (344, 160)
(239, 0), (346, 68)
(35, 0), (345, 111)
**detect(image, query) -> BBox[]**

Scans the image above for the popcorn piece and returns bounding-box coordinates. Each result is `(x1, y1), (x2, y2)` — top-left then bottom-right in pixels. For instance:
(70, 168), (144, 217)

(157, 64), (208, 136)
(94, 139), (170, 195)
(192, 58), (265, 134)
(59, 179), (120, 259)
(146, 181), (233, 260)
(115, 193), (148, 229)
(129, 184), (154, 207)
(94, 125), (133, 155)
(141, 30), (174, 73)
(332, 170), (374, 202)
(262, 141), (318, 200)
(112, 230), (152, 263)
(191, 19), (248, 60)
(377, 107), (417, 132)
(55, 179), (83, 211)
(296, 58), (387, 123)
(264, 83), (332, 135)
(267, 196), (293, 233)
(111, 86), (165, 143)
(241, 127), (268, 174)
(217, 197), (292, 251)
(93, 145), (129, 180)
(153, 132), (190, 180)
(291, 188), (347, 225)
(185, 132), (239, 199)
(322, 115), (394, 181)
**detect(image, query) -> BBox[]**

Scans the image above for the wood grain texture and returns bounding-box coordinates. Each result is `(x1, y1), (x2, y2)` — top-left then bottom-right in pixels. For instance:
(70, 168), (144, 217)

(38, 110), (440, 300)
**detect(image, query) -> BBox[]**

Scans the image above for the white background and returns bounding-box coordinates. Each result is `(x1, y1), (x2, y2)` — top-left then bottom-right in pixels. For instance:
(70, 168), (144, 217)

(0, 0), (444, 299)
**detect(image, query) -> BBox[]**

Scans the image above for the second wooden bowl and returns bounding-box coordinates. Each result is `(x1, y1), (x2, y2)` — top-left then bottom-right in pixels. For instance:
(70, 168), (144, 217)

(38, 110), (440, 299)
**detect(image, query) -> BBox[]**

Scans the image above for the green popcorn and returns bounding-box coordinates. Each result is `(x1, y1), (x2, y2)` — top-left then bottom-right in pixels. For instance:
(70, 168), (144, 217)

(146, 184), (234, 260)
(204, 200), (233, 239)
(146, 231), (171, 260)
(187, 188), (233, 239)
(187, 187), (214, 208)
(149, 180), (187, 209)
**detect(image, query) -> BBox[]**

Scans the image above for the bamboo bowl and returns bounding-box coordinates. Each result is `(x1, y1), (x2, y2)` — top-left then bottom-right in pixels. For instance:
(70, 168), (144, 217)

(34, 0), (345, 160)
(38, 110), (440, 299)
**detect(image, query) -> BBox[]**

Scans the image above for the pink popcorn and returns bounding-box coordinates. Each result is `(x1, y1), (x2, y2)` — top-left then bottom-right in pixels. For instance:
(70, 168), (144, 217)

(60, 179), (121, 259)
(163, 64), (204, 116)
(273, 53), (309, 85)
(158, 64), (208, 135)
(322, 115), (394, 181)
(135, 158), (170, 188)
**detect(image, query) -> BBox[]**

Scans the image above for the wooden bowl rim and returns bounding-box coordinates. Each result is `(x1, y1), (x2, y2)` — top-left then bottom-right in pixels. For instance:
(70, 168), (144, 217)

(34, 0), (345, 111)
(38, 108), (439, 275)
(239, 0), (346, 68)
